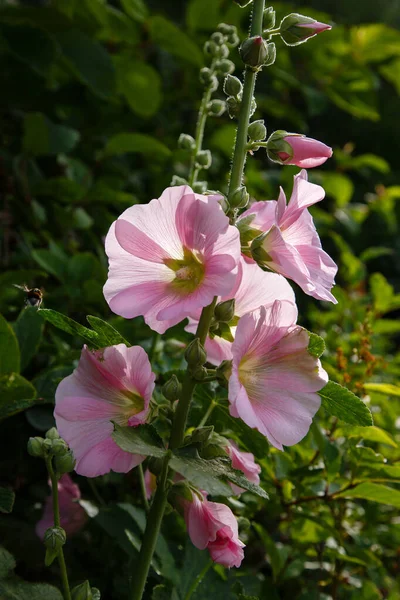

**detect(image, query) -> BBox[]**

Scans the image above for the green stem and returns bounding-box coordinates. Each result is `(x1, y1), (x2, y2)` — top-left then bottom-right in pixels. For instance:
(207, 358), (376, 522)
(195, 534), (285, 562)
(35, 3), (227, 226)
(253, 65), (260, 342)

(228, 0), (265, 197)
(198, 399), (216, 427)
(138, 464), (150, 512)
(148, 331), (160, 362)
(46, 458), (72, 600)
(184, 559), (213, 600)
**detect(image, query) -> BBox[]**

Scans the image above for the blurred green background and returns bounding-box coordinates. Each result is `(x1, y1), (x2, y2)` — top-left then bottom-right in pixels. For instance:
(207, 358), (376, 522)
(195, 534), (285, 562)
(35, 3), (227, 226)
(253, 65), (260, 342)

(1, 0), (400, 599)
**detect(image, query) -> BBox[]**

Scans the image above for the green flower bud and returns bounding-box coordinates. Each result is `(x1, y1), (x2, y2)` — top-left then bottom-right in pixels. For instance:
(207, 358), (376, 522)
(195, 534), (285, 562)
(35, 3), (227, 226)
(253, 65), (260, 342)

(226, 32), (240, 48)
(45, 427), (60, 440)
(217, 23), (235, 36)
(51, 438), (68, 456)
(263, 6), (276, 30)
(192, 366), (208, 381)
(217, 44), (230, 59)
(54, 450), (76, 475)
(264, 41), (276, 66)
(193, 181), (207, 194)
(199, 67), (213, 85)
(203, 40), (218, 56)
(210, 32), (225, 45)
(44, 526), (66, 551)
(27, 436), (45, 458)
(223, 74), (242, 97)
(148, 456), (163, 476)
(233, 0), (253, 7)
(171, 175), (188, 186)
(214, 299), (236, 323)
(228, 186), (249, 209)
(248, 120), (267, 142)
(195, 150), (212, 169)
(72, 580), (93, 600)
(218, 194), (229, 213)
(250, 232), (273, 265)
(162, 375), (182, 401)
(216, 359), (233, 382)
(226, 96), (241, 119)
(208, 99), (226, 117)
(43, 438), (53, 453)
(240, 36), (269, 69)
(178, 133), (196, 150)
(215, 59), (235, 75)
(279, 13), (331, 47)
(185, 338), (207, 368)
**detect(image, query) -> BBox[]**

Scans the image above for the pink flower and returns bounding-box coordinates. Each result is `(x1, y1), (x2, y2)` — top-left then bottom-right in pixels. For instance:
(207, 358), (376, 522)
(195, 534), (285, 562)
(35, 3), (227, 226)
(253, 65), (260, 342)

(242, 169), (337, 303)
(103, 186), (240, 334)
(55, 344), (155, 477)
(226, 440), (261, 495)
(183, 490), (245, 568)
(280, 13), (332, 46)
(266, 131), (332, 168)
(144, 469), (157, 499)
(229, 300), (328, 450)
(36, 474), (86, 539)
(186, 257), (295, 364)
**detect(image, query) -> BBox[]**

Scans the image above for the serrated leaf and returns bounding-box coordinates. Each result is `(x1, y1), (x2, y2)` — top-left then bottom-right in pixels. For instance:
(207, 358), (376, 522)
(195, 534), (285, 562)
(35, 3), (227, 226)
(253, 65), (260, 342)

(39, 309), (102, 348)
(335, 482), (400, 507)
(307, 332), (325, 358)
(86, 316), (130, 346)
(319, 381), (373, 426)
(0, 487), (15, 514)
(112, 424), (166, 458)
(0, 373), (37, 420)
(0, 313), (20, 376)
(13, 306), (43, 371)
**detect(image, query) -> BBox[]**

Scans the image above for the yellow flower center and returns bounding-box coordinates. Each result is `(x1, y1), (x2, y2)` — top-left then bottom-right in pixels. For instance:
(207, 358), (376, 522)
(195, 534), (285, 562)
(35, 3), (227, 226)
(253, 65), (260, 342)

(164, 247), (205, 294)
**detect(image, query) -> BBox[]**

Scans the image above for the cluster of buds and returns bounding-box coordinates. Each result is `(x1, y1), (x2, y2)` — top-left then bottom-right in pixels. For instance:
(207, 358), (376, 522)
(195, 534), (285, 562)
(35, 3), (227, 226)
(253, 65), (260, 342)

(185, 338), (208, 380)
(28, 427), (76, 475)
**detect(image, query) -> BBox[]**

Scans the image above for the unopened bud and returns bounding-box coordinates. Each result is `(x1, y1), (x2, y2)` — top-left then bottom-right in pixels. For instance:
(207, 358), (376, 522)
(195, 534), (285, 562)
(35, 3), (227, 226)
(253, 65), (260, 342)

(208, 99), (226, 117)
(27, 436), (45, 458)
(211, 32), (225, 45)
(192, 366), (208, 381)
(203, 40), (218, 56)
(171, 175), (188, 186)
(195, 150), (212, 169)
(44, 526), (66, 551)
(216, 360), (233, 382)
(45, 427), (60, 440)
(199, 68), (218, 91)
(224, 75), (242, 97)
(162, 375), (182, 401)
(248, 120), (267, 141)
(193, 181), (207, 194)
(240, 36), (269, 69)
(217, 23), (235, 36)
(263, 7), (276, 30)
(185, 338), (207, 368)
(215, 59), (235, 75)
(226, 32), (240, 48)
(43, 438), (53, 452)
(71, 581), (94, 600)
(217, 44), (229, 59)
(178, 133), (195, 150)
(226, 96), (241, 119)
(280, 13), (332, 46)
(215, 299), (235, 323)
(148, 456), (163, 476)
(51, 438), (68, 456)
(228, 186), (249, 209)
(250, 233), (272, 265)
(233, 0), (253, 7)
(54, 450), (76, 475)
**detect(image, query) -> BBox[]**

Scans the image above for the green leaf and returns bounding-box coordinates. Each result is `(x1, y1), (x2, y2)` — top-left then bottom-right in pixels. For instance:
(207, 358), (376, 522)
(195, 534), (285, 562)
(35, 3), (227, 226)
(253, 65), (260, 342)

(86, 316), (130, 347)
(23, 113), (80, 157)
(115, 57), (162, 118)
(364, 382), (400, 397)
(39, 309), (102, 348)
(0, 580), (63, 600)
(57, 30), (116, 99)
(13, 307), (43, 371)
(102, 133), (171, 160)
(0, 373), (37, 419)
(319, 381), (373, 426)
(336, 482), (400, 508)
(253, 524), (284, 581)
(31, 249), (67, 281)
(0, 487), (15, 514)
(149, 16), (203, 66)
(186, 0), (221, 31)
(33, 366), (73, 403)
(370, 273), (395, 313)
(0, 24), (58, 76)
(112, 424), (166, 458)
(177, 541), (211, 598)
(213, 405), (269, 459)
(307, 332), (325, 358)
(335, 425), (397, 448)
(321, 172), (354, 207)
(0, 314), (20, 376)
(120, 0), (149, 23)
(380, 58), (400, 95)
(0, 545), (16, 579)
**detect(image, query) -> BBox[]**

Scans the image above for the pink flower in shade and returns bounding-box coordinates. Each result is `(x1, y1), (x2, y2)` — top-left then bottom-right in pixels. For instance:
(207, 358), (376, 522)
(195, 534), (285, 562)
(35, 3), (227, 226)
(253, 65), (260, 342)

(266, 131), (332, 168)
(242, 170), (338, 303)
(36, 474), (87, 540)
(229, 300), (328, 450)
(103, 186), (240, 334)
(55, 344), (155, 477)
(144, 469), (157, 499)
(186, 257), (295, 364)
(183, 490), (245, 568)
(225, 440), (261, 495)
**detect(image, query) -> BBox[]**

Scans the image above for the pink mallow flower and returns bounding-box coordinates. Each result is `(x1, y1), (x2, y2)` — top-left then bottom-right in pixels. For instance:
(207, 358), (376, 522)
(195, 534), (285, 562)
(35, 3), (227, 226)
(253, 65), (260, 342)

(183, 490), (245, 568)
(266, 131), (332, 168)
(103, 186), (240, 334)
(226, 440), (261, 495)
(186, 256), (295, 364)
(36, 474), (86, 539)
(55, 344), (155, 477)
(229, 300), (328, 450)
(242, 169), (337, 303)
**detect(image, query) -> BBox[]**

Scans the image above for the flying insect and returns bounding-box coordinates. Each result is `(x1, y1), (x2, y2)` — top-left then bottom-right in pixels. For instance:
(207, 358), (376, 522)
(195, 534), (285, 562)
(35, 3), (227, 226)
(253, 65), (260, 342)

(13, 285), (43, 308)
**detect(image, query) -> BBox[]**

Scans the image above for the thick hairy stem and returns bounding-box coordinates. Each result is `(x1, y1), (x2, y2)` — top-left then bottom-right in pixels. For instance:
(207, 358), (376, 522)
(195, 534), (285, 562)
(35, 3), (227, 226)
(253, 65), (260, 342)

(228, 0), (265, 196)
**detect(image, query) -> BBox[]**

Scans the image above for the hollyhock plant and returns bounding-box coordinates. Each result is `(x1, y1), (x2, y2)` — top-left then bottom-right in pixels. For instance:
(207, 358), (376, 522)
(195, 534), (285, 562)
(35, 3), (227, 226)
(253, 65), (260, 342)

(183, 490), (245, 567)
(103, 185), (240, 334)
(186, 256), (295, 364)
(266, 131), (332, 168)
(225, 440), (261, 495)
(229, 300), (328, 450)
(55, 344), (155, 477)
(241, 169), (337, 303)
(36, 474), (86, 540)
(279, 13), (332, 46)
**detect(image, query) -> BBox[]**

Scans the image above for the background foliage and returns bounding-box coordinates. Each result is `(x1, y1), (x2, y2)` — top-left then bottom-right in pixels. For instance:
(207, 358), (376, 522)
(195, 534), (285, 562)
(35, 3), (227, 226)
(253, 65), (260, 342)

(1, 0), (400, 598)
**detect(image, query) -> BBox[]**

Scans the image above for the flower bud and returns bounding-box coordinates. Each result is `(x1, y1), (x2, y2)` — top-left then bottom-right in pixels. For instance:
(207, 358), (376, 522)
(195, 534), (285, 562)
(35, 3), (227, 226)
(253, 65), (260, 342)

(217, 23), (234, 35)
(44, 526), (66, 550)
(263, 41), (276, 66)
(171, 175), (188, 186)
(226, 96), (241, 119)
(210, 32), (225, 45)
(43, 438), (53, 452)
(248, 120), (267, 142)
(216, 359), (233, 382)
(208, 99), (226, 117)
(223, 75), (242, 97)
(240, 36), (269, 69)
(266, 130), (332, 168)
(178, 133), (196, 151)
(193, 181), (207, 194)
(226, 32), (240, 48)
(71, 581), (95, 600)
(214, 299), (235, 323)
(263, 7), (276, 30)
(215, 59), (235, 75)
(148, 456), (164, 476)
(45, 427), (60, 440)
(199, 68), (218, 91)
(228, 186), (249, 209)
(195, 150), (212, 169)
(203, 40), (218, 56)
(233, 0), (253, 7)
(250, 232), (272, 265)
(54, 450), (76, 475)
(185, 338), (207, 368)
(192, 366), (208, 381)
(51, 438), (68, 456)
(27, 436), (45, 458)
(280, 13), (332, 46)
(162, 375), (182, 401)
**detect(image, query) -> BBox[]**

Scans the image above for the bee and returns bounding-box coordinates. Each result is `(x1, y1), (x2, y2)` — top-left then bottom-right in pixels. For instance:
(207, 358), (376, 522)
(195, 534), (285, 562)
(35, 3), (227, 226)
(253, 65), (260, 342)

(13, 284), (44, 308)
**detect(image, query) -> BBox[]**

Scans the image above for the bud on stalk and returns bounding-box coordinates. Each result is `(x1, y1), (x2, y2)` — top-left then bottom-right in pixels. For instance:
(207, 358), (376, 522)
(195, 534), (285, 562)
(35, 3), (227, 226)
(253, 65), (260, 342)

(162, 375), (182, 401)
(228, 186), (249, 209)
(265, 130), (332, 168)
(279, 13), (332, 46)
(185, 338), (207, 369)
(214, 299), (236, 323)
